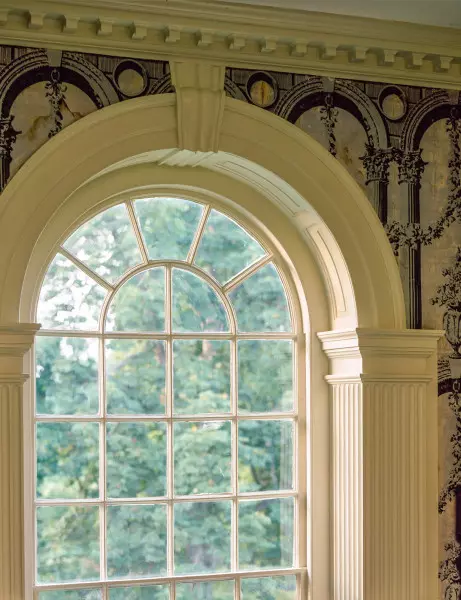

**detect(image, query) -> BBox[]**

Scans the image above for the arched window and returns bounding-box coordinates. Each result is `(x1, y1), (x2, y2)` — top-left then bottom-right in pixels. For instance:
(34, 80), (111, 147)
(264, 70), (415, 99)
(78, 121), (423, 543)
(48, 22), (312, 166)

(33, 196), (306, 599)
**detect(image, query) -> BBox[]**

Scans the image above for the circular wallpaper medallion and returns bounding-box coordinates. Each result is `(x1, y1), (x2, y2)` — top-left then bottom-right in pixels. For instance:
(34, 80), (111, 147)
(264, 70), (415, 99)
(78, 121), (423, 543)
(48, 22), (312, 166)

(247, 72), (278, 108)
(114, 60), (148, 97)
(378, 86), (407, 121)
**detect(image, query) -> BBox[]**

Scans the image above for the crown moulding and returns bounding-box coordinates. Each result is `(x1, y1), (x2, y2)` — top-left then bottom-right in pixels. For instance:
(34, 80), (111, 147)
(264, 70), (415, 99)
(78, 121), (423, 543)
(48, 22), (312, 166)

(0, 0), (459, 89)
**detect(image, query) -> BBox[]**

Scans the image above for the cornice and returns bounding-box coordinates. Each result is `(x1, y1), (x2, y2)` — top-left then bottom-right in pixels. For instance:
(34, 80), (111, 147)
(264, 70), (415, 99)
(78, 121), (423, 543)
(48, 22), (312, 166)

(0, 0), (460, 89)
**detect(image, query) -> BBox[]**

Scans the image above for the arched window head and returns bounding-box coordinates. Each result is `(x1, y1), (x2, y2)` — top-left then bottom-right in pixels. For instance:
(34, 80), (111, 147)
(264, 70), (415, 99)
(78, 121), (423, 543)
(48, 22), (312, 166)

(33, 196), (306, 600)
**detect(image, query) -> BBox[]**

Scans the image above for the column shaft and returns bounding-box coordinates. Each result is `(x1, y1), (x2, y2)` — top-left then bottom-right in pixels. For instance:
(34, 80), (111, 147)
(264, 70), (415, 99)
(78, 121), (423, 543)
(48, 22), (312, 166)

(0, 380), (25, 600)
(0, 325), (39, 600)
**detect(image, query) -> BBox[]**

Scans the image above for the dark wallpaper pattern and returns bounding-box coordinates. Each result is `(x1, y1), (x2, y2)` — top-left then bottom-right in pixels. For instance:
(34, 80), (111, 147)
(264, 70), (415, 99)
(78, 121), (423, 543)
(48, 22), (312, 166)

(0, 45), (459, 598)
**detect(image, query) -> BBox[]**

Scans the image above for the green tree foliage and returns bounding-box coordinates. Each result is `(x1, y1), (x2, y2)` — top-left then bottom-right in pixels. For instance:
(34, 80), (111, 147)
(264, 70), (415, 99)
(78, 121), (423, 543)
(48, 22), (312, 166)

(36, 199), (296, 600)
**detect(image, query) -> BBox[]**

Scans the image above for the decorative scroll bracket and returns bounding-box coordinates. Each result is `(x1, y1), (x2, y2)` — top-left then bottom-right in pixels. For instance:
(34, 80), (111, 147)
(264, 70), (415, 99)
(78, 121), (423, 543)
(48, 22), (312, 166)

(170, 61), (225, 153)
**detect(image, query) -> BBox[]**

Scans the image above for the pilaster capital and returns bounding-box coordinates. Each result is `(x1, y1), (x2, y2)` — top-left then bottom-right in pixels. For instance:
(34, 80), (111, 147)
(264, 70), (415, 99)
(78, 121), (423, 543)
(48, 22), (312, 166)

(0, 323), (40, 382)
(360, 144), (396, 184)
(397, 149), (428, 185)
(318, 327), (443, 380)
(170, 60), (225, 153)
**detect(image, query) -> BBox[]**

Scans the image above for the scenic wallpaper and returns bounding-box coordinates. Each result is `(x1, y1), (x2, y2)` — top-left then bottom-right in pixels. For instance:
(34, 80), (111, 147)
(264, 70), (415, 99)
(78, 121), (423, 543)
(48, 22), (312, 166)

(0, 44), (460, 597)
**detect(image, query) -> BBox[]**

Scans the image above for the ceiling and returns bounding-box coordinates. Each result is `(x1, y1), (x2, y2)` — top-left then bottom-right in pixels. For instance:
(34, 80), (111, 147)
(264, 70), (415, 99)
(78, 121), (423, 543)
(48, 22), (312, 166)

(214, 0), (461, 28)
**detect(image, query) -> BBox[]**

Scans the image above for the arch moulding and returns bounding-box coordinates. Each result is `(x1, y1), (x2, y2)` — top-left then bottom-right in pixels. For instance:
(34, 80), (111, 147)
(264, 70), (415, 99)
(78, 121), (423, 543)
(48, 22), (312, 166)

(0, 62), (442, 600)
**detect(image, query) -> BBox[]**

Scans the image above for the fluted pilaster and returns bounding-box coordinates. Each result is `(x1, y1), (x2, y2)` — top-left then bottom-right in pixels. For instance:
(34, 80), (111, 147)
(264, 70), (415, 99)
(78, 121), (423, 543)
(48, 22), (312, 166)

(0, 325), (39, 600)
(362, 377), (429, 600)
(319, 328), (441, 600)
(329, 377), (363, 600)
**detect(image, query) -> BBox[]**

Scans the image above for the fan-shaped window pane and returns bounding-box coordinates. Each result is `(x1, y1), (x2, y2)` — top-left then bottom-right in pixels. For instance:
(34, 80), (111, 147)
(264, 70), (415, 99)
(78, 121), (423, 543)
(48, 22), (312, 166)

(37, 254), (106, 330)
(106, 268), (165, 332)
(195, 210), (266, 284)
(230, 263), (291, 332)
(63, 204), (141, 284)
(172, 268), (229, 332)
(134, 197), (203, 261)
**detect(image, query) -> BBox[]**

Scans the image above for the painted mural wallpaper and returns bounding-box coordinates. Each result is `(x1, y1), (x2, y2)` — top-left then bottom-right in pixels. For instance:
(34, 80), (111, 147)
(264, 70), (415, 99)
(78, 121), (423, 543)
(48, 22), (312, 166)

(0, 44), (460, 598)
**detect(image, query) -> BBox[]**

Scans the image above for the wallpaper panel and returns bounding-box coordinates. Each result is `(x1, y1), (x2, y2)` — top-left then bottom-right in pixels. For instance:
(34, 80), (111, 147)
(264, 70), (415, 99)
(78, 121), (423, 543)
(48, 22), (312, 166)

(0, 44), (459, 598)
(226, 67), (461, 597)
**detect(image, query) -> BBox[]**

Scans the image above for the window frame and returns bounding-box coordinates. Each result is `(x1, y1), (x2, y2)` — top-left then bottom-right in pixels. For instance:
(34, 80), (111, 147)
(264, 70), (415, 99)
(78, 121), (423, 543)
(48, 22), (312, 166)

(25, 190), (309, 600)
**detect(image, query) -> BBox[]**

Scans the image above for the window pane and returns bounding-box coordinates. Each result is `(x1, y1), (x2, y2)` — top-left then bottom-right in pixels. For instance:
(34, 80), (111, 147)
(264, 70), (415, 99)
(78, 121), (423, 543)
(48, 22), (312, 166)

(239, 498), (294, 570)
(37, 254), (106, 330)
(106, 268), (165, 332)
(174, 501), (231, 574)
(173, 340), (230, 414)
(238, 341), (293, 413)
(109, 585), (169, 600)
(36, 422), (99, 499)
(176, 581), (234, 600)
(107, 422), (167, 498)
(172, 269), (229, 332)
(37, 506), (100, 583)
(106, 339), (166, 415)
(241, 575), (297, 600)
(174, 422), (231, 495)
(238, 421), (293, 493)
(36, 337), (99, 415)
(134, 197), (203, 261)
(63, 204), (141, 284)
(195, 210), (265, 284)
(107, 504), (167, 579)
(229, 263), (291, 332)
(39, 590), (102, 600)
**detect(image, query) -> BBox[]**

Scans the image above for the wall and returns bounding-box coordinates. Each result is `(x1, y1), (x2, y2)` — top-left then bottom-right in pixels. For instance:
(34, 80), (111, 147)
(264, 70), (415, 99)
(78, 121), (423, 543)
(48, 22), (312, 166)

(0, 43), (459, 597)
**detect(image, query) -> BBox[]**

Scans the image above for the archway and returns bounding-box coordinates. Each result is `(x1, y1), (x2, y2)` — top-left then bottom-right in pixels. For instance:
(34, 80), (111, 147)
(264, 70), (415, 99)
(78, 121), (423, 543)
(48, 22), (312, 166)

(0, 76), (440, 600)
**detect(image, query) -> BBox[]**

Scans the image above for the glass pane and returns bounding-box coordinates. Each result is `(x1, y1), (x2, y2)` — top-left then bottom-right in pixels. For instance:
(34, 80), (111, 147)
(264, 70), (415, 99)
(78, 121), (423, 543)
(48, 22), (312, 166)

(174, 501), (231, 574)
(238, 341), (293, 413)
(106, 339), (166, 415)
(36, 422), (99, 499)
(63, 204), (141, 284)
(107, 504), (167, 579)
(238, 421), (293, 492)
(109, 586), (169, 600)
(174, 422), (231, 495)
(241, 575), (297, 600)
(195, 210), (266, 284)
(37, 253), (106, 330)
(239, 498), (294, 570)
(39, 591), (102, 600)
(176, 581), (234, 600)
(173, 340), (230, 414)
(229, 263), (291, 332)
(37, 506), (100, 583)
(134, 197), (203, 261)
(106, 268), (165, 332)
(107, 422), (167, 498)
(172, 269), (229, 332)
(36, 337), (99, 415)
